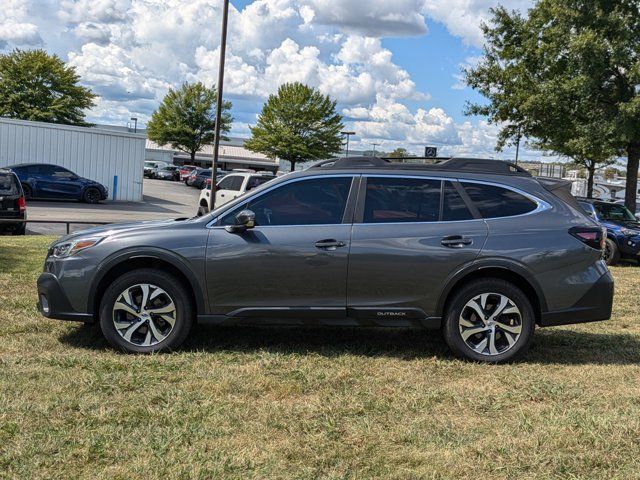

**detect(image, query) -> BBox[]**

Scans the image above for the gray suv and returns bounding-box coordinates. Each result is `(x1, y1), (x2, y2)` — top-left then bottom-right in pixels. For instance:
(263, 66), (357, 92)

(37, 157), (614, 362)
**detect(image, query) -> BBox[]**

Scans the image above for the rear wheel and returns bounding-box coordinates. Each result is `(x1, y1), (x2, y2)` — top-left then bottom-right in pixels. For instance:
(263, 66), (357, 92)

(443, 278), (535, 363)
(12, 223), (26, 235)
(22, 184), (32, 200)
(197, 203), (209, 217)
(603, 238), (620, 266)
(83, 187), (102, 204)
(99, 269), (193, 353)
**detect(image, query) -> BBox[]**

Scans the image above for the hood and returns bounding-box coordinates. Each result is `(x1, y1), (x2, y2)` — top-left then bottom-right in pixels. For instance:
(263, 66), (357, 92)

(53, 217), (193, 244)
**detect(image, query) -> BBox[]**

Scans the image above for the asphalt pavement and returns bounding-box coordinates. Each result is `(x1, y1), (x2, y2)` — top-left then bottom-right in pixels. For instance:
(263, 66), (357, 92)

(23, 179), (201, 236)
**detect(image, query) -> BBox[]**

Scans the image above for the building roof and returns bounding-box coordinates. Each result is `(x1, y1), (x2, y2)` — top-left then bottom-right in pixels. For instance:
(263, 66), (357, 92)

(145, 140), (275, 163)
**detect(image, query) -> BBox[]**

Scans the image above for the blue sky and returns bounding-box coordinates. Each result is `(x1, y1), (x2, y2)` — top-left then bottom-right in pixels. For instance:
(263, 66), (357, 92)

(1, 0), (542, 159)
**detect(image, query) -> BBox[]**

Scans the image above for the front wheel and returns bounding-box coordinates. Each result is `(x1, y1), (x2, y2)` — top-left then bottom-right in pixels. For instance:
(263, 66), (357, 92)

(99, 269), (194, 353)
(83, 187), (102, 204)
(443, 278), (535, 363)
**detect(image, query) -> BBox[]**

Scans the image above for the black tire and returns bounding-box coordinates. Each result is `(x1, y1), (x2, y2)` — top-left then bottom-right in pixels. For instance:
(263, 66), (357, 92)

(603, 238), (620, 266)
(442, 278), (535, 363)
(197, 204), (209, 217)
(83, 187), (102, 204)
(12, 223), (26, 235)
(22, 184), (32, 200)
(99, 268), (194, 353)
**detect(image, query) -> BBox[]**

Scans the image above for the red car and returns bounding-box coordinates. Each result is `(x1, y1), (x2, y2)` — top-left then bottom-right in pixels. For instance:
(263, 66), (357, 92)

(179, 165), (198, 181)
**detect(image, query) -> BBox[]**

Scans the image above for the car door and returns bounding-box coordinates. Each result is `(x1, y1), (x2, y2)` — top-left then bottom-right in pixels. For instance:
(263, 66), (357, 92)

(205, 175), (357, 317)
(215, 175), (245, 208)
(347, 176), (488, 320)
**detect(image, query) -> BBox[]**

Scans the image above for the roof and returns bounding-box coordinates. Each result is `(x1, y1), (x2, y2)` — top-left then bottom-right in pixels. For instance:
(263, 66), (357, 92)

(145, 140), (275, 163)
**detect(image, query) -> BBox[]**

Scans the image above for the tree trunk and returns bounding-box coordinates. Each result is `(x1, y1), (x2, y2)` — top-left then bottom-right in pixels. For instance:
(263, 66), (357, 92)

(290, 160), (296, 172)
(190, 151), (196, 164)
(586, 162), (595, 199)
(625, 144), (640, 213)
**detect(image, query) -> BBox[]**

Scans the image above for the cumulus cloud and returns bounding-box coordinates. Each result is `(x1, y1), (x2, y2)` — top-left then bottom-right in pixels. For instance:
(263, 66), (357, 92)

(0, 0), (42, 47)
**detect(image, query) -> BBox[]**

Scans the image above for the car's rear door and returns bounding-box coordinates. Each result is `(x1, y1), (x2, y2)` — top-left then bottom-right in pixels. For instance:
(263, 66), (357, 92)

(347, 176), (488, 320)
(215, 174), (245, 207)
(205, 175), (357, 318)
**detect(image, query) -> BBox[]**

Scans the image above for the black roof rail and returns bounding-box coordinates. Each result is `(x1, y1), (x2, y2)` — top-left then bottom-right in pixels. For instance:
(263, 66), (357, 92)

(308, 156), (531, 176)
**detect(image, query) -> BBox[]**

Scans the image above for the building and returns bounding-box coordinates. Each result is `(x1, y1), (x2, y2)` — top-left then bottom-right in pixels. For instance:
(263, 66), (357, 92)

(145, 137), (280, 173)
(0, 117), (146, 201)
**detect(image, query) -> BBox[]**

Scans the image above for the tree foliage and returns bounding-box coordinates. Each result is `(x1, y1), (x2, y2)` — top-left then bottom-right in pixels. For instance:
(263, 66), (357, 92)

(0, 49), (96, 126)
(465, 0), (640, 206)
(147, 82), (232, 162)
(245, 82), (344, 171)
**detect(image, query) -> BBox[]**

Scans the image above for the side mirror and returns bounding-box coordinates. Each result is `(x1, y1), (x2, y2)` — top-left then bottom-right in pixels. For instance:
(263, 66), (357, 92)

(225, 209), (256, 233)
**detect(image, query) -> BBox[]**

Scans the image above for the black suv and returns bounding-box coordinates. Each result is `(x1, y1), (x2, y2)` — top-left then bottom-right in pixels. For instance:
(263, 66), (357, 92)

(37, 157), (613, 362)
(0, 169), (26, 235)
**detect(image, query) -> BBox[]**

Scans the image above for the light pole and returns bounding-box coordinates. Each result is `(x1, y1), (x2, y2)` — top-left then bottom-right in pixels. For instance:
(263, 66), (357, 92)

(371, 142), (379, 157)
(209, 0), (230, 213)
(130, 117), (138, 133)
(341, 131), (355, 157)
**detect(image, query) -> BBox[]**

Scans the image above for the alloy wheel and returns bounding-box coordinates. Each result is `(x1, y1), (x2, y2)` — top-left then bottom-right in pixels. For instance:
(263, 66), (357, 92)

(458, 292), (523, 356)
(112, 284), (177, 346)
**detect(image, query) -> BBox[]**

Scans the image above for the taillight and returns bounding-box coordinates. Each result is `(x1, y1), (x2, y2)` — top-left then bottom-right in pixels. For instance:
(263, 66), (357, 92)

(569, 226), (604, 250)
(18, 195), (26, 213)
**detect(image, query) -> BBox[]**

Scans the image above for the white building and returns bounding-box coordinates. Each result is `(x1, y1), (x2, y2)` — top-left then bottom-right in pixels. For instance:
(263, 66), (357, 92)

(0, 117), (146, 201)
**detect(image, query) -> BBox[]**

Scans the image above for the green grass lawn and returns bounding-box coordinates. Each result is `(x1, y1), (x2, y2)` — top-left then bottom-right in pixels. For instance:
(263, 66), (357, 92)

(1, 236), (640, 479)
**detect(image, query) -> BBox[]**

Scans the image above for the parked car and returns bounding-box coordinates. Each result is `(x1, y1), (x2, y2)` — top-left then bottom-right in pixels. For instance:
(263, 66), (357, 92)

(197, 172), (275, 216)
(156, 165), (181, 181)
(614, 199), (640, 220)
(190, 169), (211, 189)
(9, 163), (108, 204)
(179, 165), (198, 181)
(0, 168), (26, 235)
(578, 198), (640, 265)
(185, 168), (203, 186)
(37, 157), (613, 363)
(144, 161), (168, 178)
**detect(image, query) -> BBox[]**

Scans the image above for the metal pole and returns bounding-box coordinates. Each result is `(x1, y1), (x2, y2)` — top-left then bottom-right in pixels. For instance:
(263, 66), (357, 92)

(209, 0), (230, 213)
(372, 143), (379, 157)
(346, 135), (350, 157)
(515, 125), (521, 165)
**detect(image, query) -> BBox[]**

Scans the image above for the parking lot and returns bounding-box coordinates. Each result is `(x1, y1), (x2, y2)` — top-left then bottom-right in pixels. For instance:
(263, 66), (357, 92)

(24, 179), (200, 235)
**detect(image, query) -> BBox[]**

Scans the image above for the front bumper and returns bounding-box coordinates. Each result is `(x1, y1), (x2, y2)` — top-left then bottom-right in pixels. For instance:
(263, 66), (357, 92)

(619, 235), (640, 257)
(539, 270), (614, 327)
(37, 272), (94, 322)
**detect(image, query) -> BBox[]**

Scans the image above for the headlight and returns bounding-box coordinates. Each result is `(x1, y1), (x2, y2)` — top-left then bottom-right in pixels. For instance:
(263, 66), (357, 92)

(620, 227), (640, 236)
(51, 237), (104, 258)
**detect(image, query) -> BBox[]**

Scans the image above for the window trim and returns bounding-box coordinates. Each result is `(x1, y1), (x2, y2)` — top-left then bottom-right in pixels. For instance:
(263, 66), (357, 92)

(206, 174), (358, 229)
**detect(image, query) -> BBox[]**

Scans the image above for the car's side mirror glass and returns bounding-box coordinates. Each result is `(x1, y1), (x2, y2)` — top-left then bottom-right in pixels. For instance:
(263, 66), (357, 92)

(225, 209), (255, 233)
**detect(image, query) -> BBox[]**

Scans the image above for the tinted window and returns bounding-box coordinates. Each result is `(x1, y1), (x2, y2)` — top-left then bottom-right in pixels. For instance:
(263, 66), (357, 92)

(218, 175), (243, 191)
(463, 183), (536, 218)
(221, 177), (352, 226)
(246, 176), (272, 191)
(0, 173), (19, 195)
(443, 181), (474, 221)
(363, 177), (441, 223)
(578, 201), (596, 218)
(52, 166), (75, 178)
(199, 170), (211, 178)
(594, 202), (635, 222)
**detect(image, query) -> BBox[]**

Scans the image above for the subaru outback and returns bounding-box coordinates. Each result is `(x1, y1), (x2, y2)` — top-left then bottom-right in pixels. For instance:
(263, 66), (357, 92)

(37, 157), (614, 362)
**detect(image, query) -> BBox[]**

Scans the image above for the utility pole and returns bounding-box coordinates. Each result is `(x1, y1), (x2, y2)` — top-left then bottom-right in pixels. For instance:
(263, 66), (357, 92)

(341, 131), (355, 157)
(372, 142), (379, 157)
(515, 125), (522, 165)
(209, 0), (230, 213)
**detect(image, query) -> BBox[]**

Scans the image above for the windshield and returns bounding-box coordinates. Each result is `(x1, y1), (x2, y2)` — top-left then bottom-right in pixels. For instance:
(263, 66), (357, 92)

(0, 173), (19, 195)
(594, 203), (636, 222)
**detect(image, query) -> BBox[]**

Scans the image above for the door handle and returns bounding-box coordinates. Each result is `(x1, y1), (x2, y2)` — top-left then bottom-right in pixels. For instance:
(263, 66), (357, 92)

(315, 239), (347, 250)
(441, 235), (473, 248)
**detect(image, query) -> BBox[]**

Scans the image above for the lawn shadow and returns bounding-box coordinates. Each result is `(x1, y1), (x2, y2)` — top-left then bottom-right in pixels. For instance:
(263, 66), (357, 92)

(59, 323), (640, 365)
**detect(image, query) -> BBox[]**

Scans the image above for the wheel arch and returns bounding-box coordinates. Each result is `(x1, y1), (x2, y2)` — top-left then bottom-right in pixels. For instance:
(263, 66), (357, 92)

(88, 249), (206, 317)
(437, 262), (547, 324)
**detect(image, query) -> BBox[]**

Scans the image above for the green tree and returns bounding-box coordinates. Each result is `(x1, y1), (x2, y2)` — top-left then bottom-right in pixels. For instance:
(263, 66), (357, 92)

(245, 82), (344, 171)
(465, 1), (640, 208)
(147, 82), (232, 163)
(388, 148), (408, 158)
(0, 49), (95, 126)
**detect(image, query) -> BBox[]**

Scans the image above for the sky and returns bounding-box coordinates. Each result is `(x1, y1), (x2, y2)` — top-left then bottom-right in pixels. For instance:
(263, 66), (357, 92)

(1, 0), (554, 160)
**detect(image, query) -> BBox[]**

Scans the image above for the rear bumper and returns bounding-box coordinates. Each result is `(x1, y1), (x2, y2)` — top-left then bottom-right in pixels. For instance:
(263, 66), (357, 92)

(0, 213), (26, 230)
(539, 270), (614, 327)
(37, 272), (94, 322)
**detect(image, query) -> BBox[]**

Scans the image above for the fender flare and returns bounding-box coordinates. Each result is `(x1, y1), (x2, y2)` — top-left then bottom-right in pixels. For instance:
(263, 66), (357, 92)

(87, 246), (207, 315)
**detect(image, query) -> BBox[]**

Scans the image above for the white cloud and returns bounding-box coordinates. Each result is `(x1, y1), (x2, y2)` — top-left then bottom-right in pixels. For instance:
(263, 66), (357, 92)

(0, 0), (42, 47)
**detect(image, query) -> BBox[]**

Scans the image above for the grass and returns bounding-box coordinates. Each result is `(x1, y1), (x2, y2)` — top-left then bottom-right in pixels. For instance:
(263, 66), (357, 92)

(1, 236), (640, 479)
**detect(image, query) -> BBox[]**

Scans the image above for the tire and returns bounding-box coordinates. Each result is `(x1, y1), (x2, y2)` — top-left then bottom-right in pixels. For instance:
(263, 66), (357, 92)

(22, 184), (32, 200)
(99, 268), (194, 353)
(442, 278), (535, 363)
(197, 204), (209, 217)
(603, 238), (620, 266)
(12, 223), (26, 235)
(83, 187), (102, 204)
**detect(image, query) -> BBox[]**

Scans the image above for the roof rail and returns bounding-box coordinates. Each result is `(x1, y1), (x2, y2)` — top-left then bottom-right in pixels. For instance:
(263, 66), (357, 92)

(308, 156), (531, 176)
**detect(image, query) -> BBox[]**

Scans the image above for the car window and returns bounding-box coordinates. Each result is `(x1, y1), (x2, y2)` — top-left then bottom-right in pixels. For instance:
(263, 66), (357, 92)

(462, 182), (537, 218)
(443, 181), (474, 221)
(52, 166), (75, 178)
(246, 176), (272, 191)
(0, 173), (19, 195)
(218, 175), (244, 191)
(221, 177), (352, 226)
(578, 201), (596, 218)
(363, 177), (441, 223)
(594, 202), (636, 222)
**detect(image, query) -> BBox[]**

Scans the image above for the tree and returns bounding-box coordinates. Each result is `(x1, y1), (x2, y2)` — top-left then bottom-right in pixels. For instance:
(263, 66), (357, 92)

(465, 1), (640, 208)
(388, 148), (408, 158)
(245, 82), (344, 171)
(0, 49), (95, 126)
(147, 82), (232, 163)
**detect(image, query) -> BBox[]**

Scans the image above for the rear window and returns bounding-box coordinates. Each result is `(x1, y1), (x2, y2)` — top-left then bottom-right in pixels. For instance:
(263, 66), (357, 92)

(364, 177), (441, 223)
(0, 173), (20, 195)
(463, 182), (537, 218)
(246, 176), (272, 191)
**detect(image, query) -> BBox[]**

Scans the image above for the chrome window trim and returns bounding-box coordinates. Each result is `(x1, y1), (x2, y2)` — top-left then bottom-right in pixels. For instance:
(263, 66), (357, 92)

(206, 173), (358, 228)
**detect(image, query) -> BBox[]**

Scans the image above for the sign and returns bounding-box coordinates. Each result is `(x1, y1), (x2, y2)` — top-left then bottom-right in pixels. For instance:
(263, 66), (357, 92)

(424, 146), (438, 158)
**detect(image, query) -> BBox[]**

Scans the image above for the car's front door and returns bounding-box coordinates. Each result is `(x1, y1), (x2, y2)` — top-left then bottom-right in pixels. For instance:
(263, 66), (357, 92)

(347, 176), (488, 320)
(205, 175), (356, 318)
